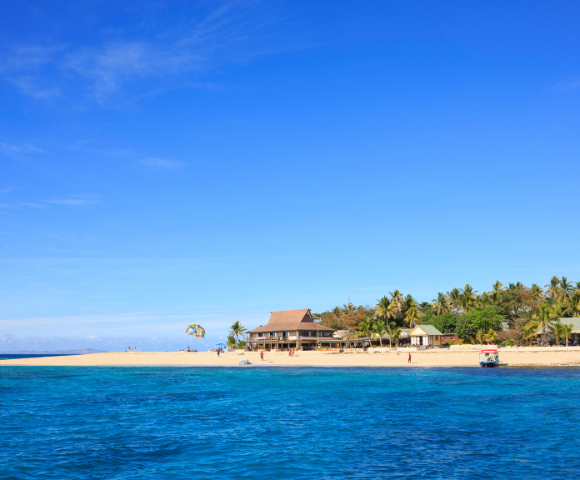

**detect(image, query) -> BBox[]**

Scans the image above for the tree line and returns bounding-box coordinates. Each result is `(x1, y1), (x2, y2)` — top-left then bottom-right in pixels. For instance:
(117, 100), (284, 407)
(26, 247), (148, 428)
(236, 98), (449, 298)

(313, 277), (580, 346)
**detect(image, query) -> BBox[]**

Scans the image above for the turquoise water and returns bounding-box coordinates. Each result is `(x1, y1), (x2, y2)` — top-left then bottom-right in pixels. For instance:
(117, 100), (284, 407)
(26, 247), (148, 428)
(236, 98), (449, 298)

(1, 367), (579, 479)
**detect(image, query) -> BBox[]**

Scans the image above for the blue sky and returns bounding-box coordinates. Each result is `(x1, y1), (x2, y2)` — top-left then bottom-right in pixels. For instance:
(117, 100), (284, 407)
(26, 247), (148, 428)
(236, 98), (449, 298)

(1, 0), (579, 352)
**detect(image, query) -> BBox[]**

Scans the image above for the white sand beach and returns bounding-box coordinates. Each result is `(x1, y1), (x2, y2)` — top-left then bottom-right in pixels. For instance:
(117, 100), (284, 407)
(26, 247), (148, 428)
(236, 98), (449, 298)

(2, 349), (580, 367)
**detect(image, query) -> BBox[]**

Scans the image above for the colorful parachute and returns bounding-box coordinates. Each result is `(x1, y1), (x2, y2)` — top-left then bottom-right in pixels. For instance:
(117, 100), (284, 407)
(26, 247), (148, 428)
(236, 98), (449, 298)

(186, 324), (205, 337)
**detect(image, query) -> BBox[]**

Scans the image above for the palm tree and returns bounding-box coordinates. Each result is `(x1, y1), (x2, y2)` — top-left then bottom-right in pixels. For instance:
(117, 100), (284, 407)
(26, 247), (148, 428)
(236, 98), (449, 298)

(530, 284), (544, 302)
(563, 291), (580, 317)
(560, 277), (574, 301)
(373, 320), (387, 347)
(460, 284), (478, 313)
(447, 288), (462, 312)
(357, 317), (375, 347)
(561, 323), (574, 346)
(404, 305), (420, 328)
(545, 276), (561, 300)
(552, 321), (564, 345)
(492, 281), (504, 295)
(419, 301), (431, 313)
(229, 321), (247, 344)
(476, 292), (491, 308)
(431, 292), (450, 315)
(375, 296), (396, 322)
(526, 304), (558, 344)
(475, 329), (485, 345)
(484, 328), (498, 345)
(343, 302), (355, 313)
(400, 294), (418, 316)
(389, 290), (404, 314)
(386, 321), (403, 348)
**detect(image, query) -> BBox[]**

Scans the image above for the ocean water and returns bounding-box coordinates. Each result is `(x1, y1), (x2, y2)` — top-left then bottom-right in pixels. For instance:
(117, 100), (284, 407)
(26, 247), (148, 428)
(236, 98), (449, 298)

(0, 354), (78, 361)
(1, 367), (579, 479)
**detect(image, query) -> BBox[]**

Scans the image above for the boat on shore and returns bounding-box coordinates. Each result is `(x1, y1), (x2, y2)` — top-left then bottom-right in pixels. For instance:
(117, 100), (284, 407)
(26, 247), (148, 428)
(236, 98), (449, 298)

(479, 349), (499, 367)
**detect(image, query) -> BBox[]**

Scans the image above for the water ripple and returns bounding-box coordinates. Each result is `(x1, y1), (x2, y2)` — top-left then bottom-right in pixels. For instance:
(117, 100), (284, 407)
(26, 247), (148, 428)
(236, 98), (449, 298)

(1, 367), (579, 479)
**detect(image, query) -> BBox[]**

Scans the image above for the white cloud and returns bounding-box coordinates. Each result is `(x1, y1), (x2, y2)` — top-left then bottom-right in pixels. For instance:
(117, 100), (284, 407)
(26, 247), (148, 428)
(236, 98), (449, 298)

(139, 158), (185, 169)
(1, 1), (307, 102)
(10, 76), (60, 99)
(41, 194), (99, 206)
(0, 142), (47, 156)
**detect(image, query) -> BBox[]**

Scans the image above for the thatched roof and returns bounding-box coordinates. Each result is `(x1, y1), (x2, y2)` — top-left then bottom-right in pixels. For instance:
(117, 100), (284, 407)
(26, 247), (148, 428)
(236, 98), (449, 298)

(248, 308), (335, 333)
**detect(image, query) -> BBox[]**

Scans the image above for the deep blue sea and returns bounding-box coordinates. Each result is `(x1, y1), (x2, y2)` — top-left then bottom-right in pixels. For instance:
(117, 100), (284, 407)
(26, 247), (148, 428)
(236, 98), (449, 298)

(1, 367), (579, 479)
(0, 354), (78, 361)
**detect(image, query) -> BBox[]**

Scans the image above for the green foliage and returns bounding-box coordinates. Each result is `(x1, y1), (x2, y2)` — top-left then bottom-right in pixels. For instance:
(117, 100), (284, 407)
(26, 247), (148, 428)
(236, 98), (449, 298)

(455, 307), (504, 341)
(467, 306), (504, 332)
(386, 321), (403, 347)
(313, 277), (580, 342)
(237, 341), (246, 349)
(420, 313), (458, 334)
(229, 321), (247, 343)
(227, 336), (236, 348)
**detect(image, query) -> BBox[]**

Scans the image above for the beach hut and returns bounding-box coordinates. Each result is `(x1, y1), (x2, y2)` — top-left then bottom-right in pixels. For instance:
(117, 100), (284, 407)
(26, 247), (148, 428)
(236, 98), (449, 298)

(409, 325), (444, 347)
(533, 318), (580, 345)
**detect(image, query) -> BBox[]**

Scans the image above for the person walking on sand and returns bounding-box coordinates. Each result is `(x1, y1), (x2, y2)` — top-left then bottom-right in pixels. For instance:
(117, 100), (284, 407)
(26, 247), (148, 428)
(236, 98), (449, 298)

(408, 353), (411, 364)
(217, 348), (220, 357)
(260, 351), (264, 361)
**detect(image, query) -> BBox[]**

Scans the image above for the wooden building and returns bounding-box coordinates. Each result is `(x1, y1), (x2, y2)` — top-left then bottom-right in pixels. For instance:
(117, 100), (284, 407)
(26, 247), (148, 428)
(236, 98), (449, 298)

(409, 325), (444, 347)
(247, 309), (343, 351)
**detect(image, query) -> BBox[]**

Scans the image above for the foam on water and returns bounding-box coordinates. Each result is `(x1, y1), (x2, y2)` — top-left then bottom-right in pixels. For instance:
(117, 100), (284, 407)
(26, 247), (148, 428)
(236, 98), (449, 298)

(1, 367), (578, 479)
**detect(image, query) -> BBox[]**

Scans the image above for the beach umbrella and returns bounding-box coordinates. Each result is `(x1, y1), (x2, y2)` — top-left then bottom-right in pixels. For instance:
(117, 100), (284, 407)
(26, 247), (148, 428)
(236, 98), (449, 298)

(186, 324), (206, 337)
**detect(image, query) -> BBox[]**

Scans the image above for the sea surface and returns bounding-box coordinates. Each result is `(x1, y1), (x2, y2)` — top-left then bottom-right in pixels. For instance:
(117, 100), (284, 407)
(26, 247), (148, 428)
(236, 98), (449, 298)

(1, 367), (579, 479)
(0, 354), (78, 361)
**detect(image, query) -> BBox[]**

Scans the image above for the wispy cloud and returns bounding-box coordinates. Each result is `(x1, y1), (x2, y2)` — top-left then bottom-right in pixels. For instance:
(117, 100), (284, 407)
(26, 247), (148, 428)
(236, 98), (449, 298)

(1, 1), (307, 102)
(139, 158), (186, 170)
(41, 194), (100, 206)
(9, 76), (60, 99)
(0, 142), (47, 156)
(562, 80), (580, 91)
(0, 187), (15, 193)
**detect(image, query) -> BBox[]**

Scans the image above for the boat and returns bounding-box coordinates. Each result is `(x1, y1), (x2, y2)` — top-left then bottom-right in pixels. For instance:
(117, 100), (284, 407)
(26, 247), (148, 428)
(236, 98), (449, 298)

(479, 349), (499, 367)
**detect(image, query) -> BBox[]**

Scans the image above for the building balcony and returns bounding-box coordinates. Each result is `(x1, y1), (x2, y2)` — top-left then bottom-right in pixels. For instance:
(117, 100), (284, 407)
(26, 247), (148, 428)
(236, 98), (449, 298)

(249, 335), (335, 342)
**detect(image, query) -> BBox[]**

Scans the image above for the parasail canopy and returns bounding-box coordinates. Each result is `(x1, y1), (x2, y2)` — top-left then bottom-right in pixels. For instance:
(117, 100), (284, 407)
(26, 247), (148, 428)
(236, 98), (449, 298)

(186, 324), (205, 337)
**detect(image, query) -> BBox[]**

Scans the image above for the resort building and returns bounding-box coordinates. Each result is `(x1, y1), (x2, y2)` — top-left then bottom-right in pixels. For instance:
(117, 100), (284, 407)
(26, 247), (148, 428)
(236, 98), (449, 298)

(441, 333), (459, 343)
(247, 308), (336, 351)
(247, 308), (371, 351)
(533, 318), (580, 344)
(409, 325), (444, 347)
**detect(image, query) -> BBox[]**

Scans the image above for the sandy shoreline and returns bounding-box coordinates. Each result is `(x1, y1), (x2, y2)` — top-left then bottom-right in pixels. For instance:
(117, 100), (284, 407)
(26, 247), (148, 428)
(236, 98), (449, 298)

(2, 349), (580, 367)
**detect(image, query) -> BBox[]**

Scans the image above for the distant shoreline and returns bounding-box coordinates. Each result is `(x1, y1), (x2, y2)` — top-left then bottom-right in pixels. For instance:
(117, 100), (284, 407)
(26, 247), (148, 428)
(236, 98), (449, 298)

(2, 350), (580, 368)
(0, 349), (105, 355)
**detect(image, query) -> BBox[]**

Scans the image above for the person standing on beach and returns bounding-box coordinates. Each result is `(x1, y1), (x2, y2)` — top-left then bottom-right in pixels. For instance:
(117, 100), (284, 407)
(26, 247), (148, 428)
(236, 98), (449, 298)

(217, 348), (220, 357)
(260, 351), (264, 361)
(408, 353), (411, 364)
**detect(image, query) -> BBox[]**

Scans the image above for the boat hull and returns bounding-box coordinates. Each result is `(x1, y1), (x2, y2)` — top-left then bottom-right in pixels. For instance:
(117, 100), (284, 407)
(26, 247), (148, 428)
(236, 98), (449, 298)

(479, 362), (499, 368)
